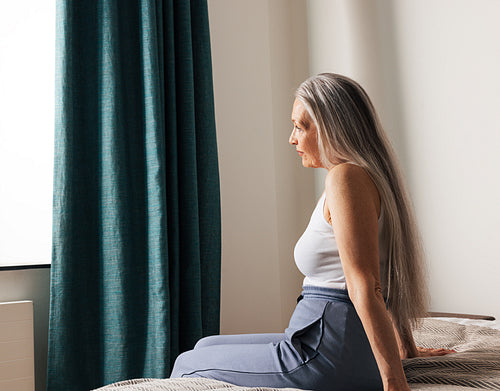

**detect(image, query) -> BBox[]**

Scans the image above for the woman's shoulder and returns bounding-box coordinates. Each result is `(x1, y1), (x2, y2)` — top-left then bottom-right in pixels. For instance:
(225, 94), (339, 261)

(325, 163), (374, 190)
(325, 163), (380, 209)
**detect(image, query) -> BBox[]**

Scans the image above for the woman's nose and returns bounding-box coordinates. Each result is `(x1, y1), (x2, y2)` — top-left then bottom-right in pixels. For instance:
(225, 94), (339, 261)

(289, 129), (297, 145)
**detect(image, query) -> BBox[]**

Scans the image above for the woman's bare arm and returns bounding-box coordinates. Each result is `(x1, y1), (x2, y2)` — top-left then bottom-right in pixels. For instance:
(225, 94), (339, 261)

(325, 164), (410, 391)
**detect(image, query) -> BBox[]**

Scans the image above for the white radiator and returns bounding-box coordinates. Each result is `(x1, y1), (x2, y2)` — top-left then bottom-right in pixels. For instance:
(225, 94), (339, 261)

(0, 301), (35, 391)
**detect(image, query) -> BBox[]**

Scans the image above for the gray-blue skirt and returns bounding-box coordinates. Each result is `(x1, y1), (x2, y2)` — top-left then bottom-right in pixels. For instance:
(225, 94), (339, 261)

(170, 286), (382, 391)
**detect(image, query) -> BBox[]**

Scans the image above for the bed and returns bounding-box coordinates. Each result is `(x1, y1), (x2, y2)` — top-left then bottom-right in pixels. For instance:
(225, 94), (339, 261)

(95, 315), (500, 391)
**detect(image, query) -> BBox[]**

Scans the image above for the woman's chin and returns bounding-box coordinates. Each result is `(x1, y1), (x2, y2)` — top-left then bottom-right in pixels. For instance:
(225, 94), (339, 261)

(302, 159), (321, 168)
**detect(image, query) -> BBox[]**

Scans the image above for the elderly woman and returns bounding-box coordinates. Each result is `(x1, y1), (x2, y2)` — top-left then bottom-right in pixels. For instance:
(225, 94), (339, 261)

(171, 73), (452, 391)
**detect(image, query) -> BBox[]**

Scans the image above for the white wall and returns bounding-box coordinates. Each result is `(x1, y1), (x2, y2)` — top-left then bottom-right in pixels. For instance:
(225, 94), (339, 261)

(208, 0), (315, 333)
(307, 0), (500, 318)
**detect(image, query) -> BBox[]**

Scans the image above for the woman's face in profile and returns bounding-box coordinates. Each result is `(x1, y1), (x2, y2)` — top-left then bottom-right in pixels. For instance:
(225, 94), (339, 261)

(290, 99), (322, 168)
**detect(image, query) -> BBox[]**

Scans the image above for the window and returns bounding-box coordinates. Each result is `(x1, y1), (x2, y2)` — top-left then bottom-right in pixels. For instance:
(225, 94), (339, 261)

(0, 2), (55, 267)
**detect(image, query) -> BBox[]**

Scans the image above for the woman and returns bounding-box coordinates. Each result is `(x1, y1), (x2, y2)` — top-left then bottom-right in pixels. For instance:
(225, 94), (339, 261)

(171, 73), (452, 391)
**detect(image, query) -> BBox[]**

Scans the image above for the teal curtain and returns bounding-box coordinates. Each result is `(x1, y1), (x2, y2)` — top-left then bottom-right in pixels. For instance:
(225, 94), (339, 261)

(47, 1), (220, 390)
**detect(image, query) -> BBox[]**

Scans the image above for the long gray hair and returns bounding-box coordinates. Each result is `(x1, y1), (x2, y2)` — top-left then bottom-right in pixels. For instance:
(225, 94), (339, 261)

(296, 73), (428, 348)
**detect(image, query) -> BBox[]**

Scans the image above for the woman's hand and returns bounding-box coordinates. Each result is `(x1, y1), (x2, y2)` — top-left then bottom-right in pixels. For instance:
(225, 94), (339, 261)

(416, 347), (456, 357)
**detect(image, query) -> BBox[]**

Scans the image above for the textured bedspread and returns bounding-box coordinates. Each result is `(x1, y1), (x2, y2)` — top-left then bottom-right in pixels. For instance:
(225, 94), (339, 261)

(95, 378), (301, 391)
(95, 318), (500, 391)
(405, 319), (500, 390)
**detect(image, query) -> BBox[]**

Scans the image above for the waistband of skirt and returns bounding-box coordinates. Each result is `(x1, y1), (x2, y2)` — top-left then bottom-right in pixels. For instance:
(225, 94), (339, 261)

(300, 285), (352, 303)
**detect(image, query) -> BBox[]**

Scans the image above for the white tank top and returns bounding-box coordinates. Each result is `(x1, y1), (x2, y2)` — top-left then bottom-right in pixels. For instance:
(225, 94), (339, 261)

(294, 193), (389, 290)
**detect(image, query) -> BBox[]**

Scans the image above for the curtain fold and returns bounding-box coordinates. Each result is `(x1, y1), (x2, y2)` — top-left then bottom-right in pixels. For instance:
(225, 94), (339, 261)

(48, 1), (220, 389)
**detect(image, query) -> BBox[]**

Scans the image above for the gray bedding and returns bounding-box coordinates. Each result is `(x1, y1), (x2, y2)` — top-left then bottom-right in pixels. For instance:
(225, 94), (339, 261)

(94, 378), (300, 391)
(95, 318), (500, 391)
(404, 319), (500, 390)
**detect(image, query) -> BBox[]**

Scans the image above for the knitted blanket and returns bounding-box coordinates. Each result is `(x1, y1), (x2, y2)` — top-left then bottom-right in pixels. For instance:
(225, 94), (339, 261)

(404, 319), (500, 390)
(95, 378), (299, 391)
